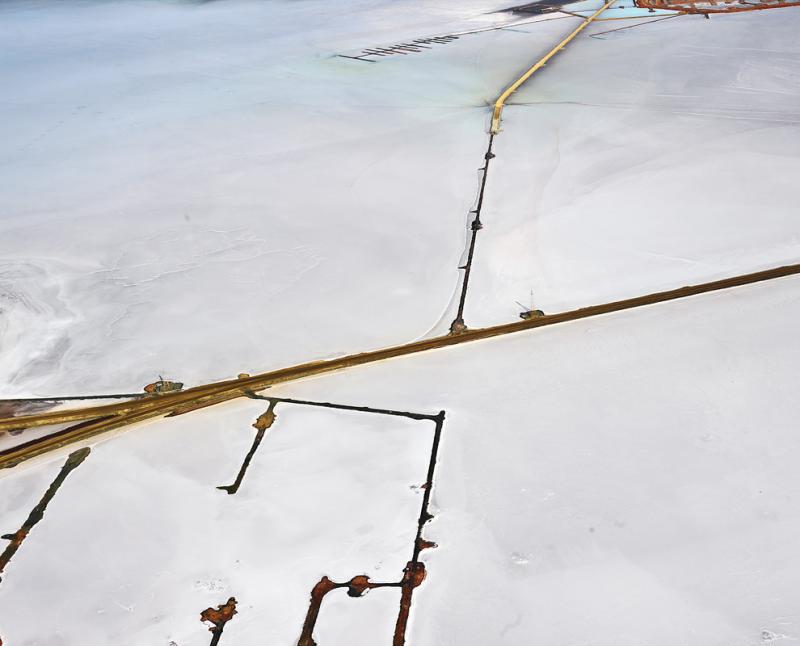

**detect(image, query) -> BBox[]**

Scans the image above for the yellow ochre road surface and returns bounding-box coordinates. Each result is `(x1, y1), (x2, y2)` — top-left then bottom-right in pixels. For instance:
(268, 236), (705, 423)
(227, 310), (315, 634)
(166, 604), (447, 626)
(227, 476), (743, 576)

(491, 0), (615, 133)
(2, 5), (787, 469)
(3, 263), (800, 469)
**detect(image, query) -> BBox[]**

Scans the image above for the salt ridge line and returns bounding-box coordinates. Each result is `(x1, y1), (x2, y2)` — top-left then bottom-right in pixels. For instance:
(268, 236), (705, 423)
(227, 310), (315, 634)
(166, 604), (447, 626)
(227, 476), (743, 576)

(2, 262), (799, 470)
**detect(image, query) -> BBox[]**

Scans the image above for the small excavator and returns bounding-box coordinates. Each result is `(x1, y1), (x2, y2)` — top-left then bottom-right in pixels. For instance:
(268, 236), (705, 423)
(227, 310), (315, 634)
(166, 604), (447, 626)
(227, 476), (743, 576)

(516, 291), (545, 320)
(143, 376), (184, 395)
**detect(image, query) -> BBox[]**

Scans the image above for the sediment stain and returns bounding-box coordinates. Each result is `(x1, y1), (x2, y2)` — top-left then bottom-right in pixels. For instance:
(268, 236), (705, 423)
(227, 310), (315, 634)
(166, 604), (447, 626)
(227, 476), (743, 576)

(297, 574), (396, 646)
(217, 401), (277, 495)
(297, 563), (425, 646)
(295, 411), (444, 645)
(0, 400), (57, 420)
(200, 597), (237, 646)
(393, 562), (426, 646)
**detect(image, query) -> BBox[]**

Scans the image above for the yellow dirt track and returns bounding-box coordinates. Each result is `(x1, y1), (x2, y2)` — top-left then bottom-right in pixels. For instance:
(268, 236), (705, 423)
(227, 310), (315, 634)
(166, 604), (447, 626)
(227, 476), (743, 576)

(491, 0), (615, 133)
(3, 263), (799, 469)
(4, 7), (796, 470)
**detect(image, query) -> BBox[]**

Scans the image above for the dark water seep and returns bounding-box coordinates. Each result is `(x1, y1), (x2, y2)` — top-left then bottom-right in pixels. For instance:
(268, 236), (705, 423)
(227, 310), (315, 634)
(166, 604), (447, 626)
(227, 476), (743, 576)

(503, 0), (577, 14)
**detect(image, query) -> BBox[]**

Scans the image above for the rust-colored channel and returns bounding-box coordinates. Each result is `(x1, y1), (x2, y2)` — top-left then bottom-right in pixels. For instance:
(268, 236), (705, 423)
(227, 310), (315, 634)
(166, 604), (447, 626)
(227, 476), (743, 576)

(298, 563), (426, 646)
(200, 597), (238, 646)
(635, 0), (800, 12)
(294, 410), (444, 646)
(216, 401), (277, 495)
(208, 396), (443, 644)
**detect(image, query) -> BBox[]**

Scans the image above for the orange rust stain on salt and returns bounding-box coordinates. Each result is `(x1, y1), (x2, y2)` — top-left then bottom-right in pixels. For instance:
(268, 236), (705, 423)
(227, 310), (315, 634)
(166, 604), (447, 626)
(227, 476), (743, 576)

(201, 597), (238, 645)
(297, 562), (427, 646)
(296, 573), (397, 645)
(201, 596), (238, 626)
(393, 562), (426, 646)
(297, 577), (338, 646)
(346, 575), (374, 597)
(416, 538), (437, 552)
(253, 405), (277, 431)
(217, 402), (278, 495)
